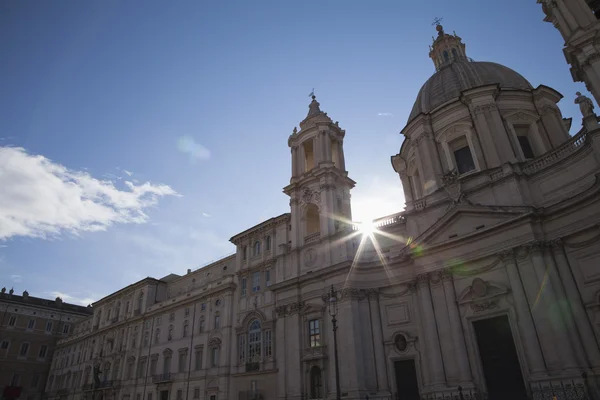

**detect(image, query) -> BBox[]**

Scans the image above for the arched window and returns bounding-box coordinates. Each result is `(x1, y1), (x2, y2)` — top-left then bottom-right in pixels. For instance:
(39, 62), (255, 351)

(452, 48), (458, 59)
(306, 204), (320, 236)
(265, 236), (271, 251)
(253, 241), (261, 256)
(143, 331), (149, 347)
(168, 325), (173, 341)
(449, 136), (476, 174)
(310, 366), (322, 399)
(199, 317), (205, 333)
(155, 328), (160, 344)
(248, 320), (262, 362)
(443, 50), (449, 62)
(183, 321), (189, 337)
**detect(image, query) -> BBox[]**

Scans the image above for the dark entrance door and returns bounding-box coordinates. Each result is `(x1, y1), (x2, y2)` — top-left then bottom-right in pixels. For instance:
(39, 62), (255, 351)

(160, 391), (169, 400)
(473, 315), (527, 400)
(394, 359), (420, 400)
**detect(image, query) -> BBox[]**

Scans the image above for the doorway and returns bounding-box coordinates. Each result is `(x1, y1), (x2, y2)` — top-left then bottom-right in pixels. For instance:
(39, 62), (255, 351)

(160, 391), (169, 400)
(473, 315), (527, 400)
(394, 360), (420, 400)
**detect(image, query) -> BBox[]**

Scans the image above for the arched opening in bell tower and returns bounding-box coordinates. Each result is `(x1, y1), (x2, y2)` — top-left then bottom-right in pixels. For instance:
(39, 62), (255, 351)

(305, 204), (320, 236)
(304, 140), (315, 172)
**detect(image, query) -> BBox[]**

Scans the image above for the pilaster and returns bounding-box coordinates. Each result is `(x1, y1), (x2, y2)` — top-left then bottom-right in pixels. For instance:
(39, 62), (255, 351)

(366, 290), (390, 394)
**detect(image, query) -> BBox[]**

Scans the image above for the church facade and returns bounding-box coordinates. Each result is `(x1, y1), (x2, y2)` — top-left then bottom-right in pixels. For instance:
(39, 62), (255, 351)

(45, 7), (600, 400)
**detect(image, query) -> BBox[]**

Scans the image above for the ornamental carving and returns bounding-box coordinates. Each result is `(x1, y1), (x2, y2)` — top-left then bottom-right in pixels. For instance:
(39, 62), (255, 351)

(340, 287), (362, 301)
(470, 300), (499, 313)
(304, 248), (318, 267)
(208, 337), (222, 348)
(415, 273), (429, 288)
(275, 305), (287, 317)
(472, 104), (497, 115)
(300, 187), (321, 207)
(288, 301), (306, 314)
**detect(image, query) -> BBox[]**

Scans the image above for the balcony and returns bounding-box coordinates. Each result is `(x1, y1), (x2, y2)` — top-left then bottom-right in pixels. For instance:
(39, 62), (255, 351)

(238, 390), (264, 400)
(303, 345), (327, 361)
(304, 232), (320, 244)
(152, 373), (172, 384)
(245, 362), (260, 373)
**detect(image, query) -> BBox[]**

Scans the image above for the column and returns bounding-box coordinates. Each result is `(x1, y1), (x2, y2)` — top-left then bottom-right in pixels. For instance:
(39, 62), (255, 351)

(275, 308), (287, 400)
(471, 107), (501, 167)
(529, 243), (579, 370)
(416, 274), (445, 386)
(367, 290), (389, 393)
(298, 145), (306, 174)
(338, 140), (346, 171)
(286, 306), (302, 399)
(440, 270), (472, 383)
(291, 146), (298, 177)
(543, 249), (589, 367)
(550, 240), (600, 367)
(501, 251), (546, 375)
(430, 275), (456, 382)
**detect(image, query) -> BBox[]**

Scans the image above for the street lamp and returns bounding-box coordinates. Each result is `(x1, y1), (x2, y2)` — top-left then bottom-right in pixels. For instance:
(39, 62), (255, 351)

(328, 285), (341, 400)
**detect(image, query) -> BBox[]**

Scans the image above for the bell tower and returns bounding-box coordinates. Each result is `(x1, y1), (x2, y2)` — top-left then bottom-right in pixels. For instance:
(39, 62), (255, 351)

(283, 96), (355, 249)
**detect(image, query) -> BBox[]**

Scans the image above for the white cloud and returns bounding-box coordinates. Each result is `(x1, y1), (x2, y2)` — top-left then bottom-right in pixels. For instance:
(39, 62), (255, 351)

(202, 212), (211, 218)
(176, 136), (211, 162)
(11, 274), (22, 283)
(0, 146), (178, 241)
(377, 112), (394, 117)
(48, 291), (96, 306)
(123, 169), (133, 177)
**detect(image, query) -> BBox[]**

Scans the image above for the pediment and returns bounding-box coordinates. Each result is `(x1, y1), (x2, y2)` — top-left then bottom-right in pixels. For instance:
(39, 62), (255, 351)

(416, 204), (530, 246)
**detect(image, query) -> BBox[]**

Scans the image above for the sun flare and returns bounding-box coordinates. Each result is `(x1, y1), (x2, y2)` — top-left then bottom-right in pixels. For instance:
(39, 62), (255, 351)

(359, 220), (375, 236)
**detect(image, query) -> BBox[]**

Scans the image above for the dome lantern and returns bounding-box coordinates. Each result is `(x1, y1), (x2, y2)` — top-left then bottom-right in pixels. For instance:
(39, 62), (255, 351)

(429, 24), (468, 71)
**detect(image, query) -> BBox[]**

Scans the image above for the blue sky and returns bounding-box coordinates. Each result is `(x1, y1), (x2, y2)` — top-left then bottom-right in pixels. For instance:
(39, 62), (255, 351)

(0, 0), (589, 305)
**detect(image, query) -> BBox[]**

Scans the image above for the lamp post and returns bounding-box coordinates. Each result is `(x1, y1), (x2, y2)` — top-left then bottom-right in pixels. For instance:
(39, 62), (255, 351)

(328, 285), (341, 400)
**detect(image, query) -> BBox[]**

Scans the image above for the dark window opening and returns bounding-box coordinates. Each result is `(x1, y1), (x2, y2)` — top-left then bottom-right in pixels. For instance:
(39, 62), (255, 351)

(453, 146), (476, 174)
(518, 136), (535, 159)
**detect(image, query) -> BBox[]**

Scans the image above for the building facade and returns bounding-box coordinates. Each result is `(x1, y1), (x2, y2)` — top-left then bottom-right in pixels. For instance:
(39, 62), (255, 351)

(46, 19), (600, 400)
(0, 289), (92, 400)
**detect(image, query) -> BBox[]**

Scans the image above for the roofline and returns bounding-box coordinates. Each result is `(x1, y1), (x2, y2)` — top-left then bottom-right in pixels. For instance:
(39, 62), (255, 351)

(230, 213), (290, 243)
(92, 277), (163, 306)
(0, 295), (92, 315)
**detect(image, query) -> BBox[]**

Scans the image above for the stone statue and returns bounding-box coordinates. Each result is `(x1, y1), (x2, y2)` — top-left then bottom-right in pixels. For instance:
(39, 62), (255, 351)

(575, 92), (595, 117)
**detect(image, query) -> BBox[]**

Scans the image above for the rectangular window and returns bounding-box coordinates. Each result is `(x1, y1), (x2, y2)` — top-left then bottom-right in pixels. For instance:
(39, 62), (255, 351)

(450, 137), (475, 174)
(210, 395), (216, 400)
(179, 353), (186, 373)
(185, 307), (190, 317)
(63, 324), (70, 334)
(517, 135), (535, 159)
(1, 341), (9, 350)
(309, 319), (320, 347)
(211, 347), (219, 367)
(194, 389), (200, 399)
(195, 349), (203, 370)
(19, 342), (29, 357)
(31, 374), (40, 388)
(176, 390), (183, 400)
(148, 394), (153, 400)
(27, 319), (35, 330)
(150, 358), (158, 375)
(137, 394), (141, 400)
(265, 270), (271, 287)
(46, 321), (53, 333)
(170, 313), (175, 322)
(138, 360), (147, 378)
(241, 278), (247, 297)
(214, 314), (220, 329)
(8, 316), (16, 326)
(238, 334), (246, 363)
(39, 345), (48, 359)
(252, 272), (261, 293)
(157, 316), (162, 326)
(264, 330), (272, 358)
(201, 303), (206, 311)
(11, 374), (20, 386)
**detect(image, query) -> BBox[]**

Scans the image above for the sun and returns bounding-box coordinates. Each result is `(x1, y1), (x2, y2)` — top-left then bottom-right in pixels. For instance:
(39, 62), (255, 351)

(359, 220), (375, 236)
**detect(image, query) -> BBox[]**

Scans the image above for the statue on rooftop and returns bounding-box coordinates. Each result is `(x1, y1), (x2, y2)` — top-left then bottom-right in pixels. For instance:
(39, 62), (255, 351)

(575, 91), (595, 117)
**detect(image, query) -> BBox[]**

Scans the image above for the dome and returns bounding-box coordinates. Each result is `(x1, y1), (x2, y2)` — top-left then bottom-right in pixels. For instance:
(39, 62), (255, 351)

(408, 60), (533, 123)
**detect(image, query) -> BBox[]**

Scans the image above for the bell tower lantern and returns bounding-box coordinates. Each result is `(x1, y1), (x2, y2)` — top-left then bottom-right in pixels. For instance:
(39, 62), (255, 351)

(283, 96), (355, 249)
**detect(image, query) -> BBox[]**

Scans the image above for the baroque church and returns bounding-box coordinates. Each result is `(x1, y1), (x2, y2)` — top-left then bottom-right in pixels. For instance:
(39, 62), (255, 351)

(45, 2), (600, 400)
